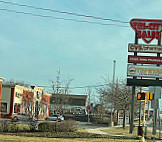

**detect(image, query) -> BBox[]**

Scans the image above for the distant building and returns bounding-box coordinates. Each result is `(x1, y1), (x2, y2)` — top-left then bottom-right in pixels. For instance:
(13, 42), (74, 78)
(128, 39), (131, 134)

(50, 94), (88, 115)
(0, 77), (5, 117)
(1, 85), (51, 119)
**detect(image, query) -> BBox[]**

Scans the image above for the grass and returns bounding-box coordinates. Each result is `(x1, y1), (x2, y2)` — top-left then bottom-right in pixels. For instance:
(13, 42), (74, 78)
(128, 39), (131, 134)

(102, 126), (162, 140)
(0, 134), (145, 142)
(0, 123), (161, 141)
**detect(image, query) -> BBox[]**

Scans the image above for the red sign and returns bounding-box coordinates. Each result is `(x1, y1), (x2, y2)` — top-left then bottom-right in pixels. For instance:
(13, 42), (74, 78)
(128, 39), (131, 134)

(128, 55), (162, 64)
(130, 19), (162, 43)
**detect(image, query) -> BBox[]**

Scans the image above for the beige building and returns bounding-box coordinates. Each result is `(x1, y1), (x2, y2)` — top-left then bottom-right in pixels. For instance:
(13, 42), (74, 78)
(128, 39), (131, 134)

(1, 85), (51, 119)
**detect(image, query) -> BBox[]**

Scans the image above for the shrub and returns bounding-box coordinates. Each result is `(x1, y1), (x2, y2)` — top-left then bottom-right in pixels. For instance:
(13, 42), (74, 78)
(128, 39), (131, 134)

(28, 122), (37, 131)
(56, 120), (77, 132)
(9, 124), (18, 132)
(91, 115), (110, 124)
(38, 122), (50, 132)
(0, 120), (10, 132)
(38, 120), (77, 132)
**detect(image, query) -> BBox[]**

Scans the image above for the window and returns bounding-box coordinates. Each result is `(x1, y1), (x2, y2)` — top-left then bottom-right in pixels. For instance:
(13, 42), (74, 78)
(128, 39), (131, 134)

(22, 101), (32, 114)
(36, 91), (39, 99)
(42, 104), (48, 115)
(23, 102), (26, 113)
(14, 103), (21, 113)
(1, 102), (7, 113)
(15, 92), (19, 98)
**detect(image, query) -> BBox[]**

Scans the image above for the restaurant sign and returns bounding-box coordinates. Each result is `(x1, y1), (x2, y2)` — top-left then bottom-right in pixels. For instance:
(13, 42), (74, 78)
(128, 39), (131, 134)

(128, 55), (162, 64)
(130, 19), (162, 43)
(127, 64), (162, 78)
(128, 43), (162, 53)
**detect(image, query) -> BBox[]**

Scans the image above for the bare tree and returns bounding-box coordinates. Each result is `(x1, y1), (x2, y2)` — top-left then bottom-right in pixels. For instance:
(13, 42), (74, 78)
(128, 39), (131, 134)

(3, 79), (30, 87)
(97, 78), (132, 129)
(50, 70), (73, 114)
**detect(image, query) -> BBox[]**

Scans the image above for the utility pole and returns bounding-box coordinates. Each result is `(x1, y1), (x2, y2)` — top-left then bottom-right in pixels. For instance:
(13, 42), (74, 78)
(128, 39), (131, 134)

(110, 60), (116, 127)
(113, 60), (116, 87)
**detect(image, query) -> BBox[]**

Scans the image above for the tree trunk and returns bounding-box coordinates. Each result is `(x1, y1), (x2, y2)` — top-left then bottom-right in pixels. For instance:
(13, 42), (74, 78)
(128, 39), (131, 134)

(123, 109), (126, 129)
(129, 112), (131, 124)
(117, 110), (119, 124)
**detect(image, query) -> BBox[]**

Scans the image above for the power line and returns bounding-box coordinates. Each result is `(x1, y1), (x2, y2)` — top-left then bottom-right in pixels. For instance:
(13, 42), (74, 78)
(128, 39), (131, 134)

(0, 8), (129, 27)
(39, 83), (109, 89)
(0, 0), (129, 24)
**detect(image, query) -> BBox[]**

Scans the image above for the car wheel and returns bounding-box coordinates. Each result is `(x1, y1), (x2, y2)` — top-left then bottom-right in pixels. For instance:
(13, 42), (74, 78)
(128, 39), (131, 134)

(45, 118), (49, 121)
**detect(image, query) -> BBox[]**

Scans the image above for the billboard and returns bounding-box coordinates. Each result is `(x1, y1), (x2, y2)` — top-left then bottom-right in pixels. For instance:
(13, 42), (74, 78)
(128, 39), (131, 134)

(128, 55), (162, 64)
(130, 19), (162, 43)
(127, 64), (162, 78)
(128, 43), (162, 53)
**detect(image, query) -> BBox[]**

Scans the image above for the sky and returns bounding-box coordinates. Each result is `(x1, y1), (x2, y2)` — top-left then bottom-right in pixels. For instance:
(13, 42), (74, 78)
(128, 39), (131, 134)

(0, 0), (162, 95)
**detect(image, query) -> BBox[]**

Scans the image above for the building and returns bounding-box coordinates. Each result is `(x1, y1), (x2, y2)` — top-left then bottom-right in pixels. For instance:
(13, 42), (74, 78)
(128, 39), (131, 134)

(1, 85), (51, 119)
(0, 77), (5, 117)
(50, 94), (88, 115)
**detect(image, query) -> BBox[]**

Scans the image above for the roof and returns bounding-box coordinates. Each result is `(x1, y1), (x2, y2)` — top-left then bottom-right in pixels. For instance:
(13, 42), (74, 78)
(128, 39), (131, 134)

(51, 94), (88, 106)
(51, 94), (87, 99)
(0, 77), (5, 81)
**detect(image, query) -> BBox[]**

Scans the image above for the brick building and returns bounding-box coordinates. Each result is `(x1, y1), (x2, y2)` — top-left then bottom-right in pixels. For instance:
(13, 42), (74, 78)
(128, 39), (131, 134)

(1, 85), (51, 119)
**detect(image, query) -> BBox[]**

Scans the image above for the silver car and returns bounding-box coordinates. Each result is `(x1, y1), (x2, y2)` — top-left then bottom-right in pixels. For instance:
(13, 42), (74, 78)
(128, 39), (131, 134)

(45, 115), (64, 121)
(45, 115), (58, 121)
(12, 113), (32, 121)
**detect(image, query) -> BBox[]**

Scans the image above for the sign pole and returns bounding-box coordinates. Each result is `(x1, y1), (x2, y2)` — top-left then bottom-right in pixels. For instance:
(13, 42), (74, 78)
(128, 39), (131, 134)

(158, 110), (161, 140)
(158, 33), (161, 141)
(153, 108), (156, 142)
(153, 33), (161, 141)
(130, 32), (138, 133)
(141, 100), (146, 142)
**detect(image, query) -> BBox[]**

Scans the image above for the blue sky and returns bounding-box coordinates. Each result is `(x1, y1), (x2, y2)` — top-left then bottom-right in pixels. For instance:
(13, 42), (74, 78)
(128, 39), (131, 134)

(0, 0), (162, 94)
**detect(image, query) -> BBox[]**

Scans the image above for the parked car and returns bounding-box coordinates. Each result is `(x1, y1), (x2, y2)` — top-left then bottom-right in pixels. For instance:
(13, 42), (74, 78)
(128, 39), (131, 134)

(45, 114), (64, 121)
(12, 113), (32, 121)
(58, 115), (64, 121)
(45, 115), (58, 121)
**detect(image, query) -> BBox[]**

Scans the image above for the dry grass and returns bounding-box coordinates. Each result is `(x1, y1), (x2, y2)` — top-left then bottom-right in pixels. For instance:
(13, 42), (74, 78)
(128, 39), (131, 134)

(102, 126), (162, 139)
(0, 134), (142, 142)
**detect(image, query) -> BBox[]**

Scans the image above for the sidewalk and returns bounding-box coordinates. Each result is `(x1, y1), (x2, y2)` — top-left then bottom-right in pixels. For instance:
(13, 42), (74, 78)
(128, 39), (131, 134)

(83, 122), (162, 141)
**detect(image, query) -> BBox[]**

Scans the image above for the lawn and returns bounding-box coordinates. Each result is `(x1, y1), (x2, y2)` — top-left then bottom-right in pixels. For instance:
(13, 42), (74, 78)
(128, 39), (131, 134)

(0, 134), (143, 142)
(101, 126), (162, 140)
(0, 123), (160, 142)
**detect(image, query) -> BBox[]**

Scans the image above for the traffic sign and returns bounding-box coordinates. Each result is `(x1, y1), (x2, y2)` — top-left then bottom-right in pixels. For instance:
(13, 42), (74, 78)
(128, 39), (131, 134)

(137, 92), (145, 100)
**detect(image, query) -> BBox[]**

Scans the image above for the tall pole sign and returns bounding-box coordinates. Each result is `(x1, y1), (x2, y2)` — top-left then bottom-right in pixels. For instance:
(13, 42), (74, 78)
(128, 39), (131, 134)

(127, 19), (162, 141)
(127, 19), (162, 86)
